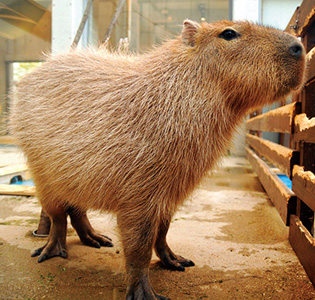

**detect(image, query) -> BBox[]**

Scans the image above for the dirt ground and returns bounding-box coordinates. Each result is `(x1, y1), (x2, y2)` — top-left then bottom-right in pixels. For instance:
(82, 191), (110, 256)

(0, 146), (314, 300)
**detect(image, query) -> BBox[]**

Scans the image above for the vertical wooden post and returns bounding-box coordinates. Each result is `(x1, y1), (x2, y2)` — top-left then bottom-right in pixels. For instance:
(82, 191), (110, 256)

(296, 21), (315, 234)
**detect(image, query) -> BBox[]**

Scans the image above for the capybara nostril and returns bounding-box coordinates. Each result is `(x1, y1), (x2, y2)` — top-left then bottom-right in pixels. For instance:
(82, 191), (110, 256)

(289, 43), (303, 57)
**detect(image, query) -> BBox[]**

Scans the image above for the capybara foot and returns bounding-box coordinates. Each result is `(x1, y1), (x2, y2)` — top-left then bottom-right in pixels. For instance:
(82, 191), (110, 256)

(80, 231), (113, 248)
(126, 278), (170, 300)
(31, 241), (67, 263)
(160, 253), (194, 272)
(157, 246), (194, 271)
(67, 208), (114, 248)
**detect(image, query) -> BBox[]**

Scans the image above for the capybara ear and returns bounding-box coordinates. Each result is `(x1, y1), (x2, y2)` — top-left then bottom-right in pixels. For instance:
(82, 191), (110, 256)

(181, 19), (201, 46)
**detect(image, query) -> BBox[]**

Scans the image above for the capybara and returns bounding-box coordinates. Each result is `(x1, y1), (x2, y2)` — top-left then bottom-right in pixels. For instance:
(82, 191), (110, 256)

(10, 20), (306, 300)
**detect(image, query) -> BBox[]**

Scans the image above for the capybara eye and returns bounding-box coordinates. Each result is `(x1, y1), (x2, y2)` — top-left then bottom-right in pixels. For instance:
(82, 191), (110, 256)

(219, 29), (239, 41)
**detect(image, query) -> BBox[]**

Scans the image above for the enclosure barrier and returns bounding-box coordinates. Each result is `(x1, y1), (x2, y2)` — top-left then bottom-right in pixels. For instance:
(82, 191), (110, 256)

(246, 0), (315, 285)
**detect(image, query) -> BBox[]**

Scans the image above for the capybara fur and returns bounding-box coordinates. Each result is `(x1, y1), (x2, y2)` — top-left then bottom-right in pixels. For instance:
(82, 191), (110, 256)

(10, 20), (306, 300)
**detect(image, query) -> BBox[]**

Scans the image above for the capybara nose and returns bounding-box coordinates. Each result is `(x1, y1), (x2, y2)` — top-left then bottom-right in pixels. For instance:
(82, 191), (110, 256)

(289, 43), (303, 57)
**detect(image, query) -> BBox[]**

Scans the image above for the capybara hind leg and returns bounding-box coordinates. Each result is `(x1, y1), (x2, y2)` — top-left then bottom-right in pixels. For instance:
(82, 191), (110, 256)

(67, 207), (113, 248)
(32, 206), (68, 263)
(118, 214), (168, 300)
(155, 217), (194, 271)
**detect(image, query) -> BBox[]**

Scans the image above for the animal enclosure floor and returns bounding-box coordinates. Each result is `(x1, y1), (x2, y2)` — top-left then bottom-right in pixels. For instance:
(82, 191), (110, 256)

(0, 146), (314, 300)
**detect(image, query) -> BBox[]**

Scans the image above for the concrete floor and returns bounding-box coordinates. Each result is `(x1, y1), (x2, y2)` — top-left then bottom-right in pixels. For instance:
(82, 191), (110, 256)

(0, 146), (315, 299)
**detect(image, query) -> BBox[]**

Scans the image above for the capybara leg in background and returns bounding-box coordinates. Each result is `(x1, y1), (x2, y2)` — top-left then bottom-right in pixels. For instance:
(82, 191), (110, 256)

(67, 207), (113, 248)
(32, 204), (68, 262)
(155, 216), (194, 271)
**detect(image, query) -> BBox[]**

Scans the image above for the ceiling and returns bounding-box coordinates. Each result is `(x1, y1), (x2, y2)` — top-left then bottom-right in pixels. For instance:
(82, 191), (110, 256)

(0, 0), (51, 40)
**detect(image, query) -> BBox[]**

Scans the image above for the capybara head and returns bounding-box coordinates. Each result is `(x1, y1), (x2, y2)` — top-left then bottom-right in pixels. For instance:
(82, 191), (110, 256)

(179, 20), (305, 112)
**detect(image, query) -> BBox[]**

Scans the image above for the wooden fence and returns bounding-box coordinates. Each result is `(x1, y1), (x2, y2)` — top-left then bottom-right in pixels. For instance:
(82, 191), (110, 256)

(246, 0), (315, 285)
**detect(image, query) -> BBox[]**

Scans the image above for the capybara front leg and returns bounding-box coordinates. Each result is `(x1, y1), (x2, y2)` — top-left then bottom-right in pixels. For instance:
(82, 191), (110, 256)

(154, 217), (194, 271)
(118, 214), (169, 300)
(67, 207), (113, 248)
(31, 206), (68, 263)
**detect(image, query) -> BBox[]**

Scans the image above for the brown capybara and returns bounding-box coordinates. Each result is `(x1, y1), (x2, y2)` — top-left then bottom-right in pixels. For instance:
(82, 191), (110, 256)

(10, 20), (306, 300)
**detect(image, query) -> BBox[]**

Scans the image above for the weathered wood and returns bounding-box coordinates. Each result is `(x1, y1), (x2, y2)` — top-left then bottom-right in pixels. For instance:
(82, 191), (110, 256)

(0, 135), (15, 145)
(306, 47), (315, 83)
(292, 165), (315, 212)
(246, 147), (296, 225)
(285, 0), (315, 37)
(289, 215), (315, 286)
(0, 184), (35, 196)
(0, 164), (27, 176)
(294, 113), (315, 143)
(246, 103), (297, 133)
(246, 134), (299, 178)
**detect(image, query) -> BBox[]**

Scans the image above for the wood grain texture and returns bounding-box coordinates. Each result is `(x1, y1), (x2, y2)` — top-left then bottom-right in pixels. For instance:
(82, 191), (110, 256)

(246, 103), (296, 133)
(294, 113), (315, 143)
(289, 214), (315, 286)
(246, 147), (296, 225)
(246, 134), (298, 178)
(292, 165), (315, 212)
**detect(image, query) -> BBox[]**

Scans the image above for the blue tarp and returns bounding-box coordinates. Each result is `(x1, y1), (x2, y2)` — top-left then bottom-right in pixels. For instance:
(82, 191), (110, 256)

(277, 174), (292, 190)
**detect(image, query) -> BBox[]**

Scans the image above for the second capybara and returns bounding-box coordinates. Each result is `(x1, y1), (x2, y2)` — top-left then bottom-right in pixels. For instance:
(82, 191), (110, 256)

(10, 20), (306, 299)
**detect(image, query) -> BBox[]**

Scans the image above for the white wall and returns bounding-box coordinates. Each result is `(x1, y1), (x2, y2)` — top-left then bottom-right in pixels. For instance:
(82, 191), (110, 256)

(262, 0), (302, 30)
(233, 0), (260, 22)
(52, 0), (87, 53)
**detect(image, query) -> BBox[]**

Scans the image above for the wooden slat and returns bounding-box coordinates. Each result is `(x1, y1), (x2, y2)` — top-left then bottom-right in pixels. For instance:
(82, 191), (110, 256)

(0, 164), (27, 176)
(0, 184), (35, 196)
(246, 103), (297, 133)
(294, 113), (315, 143)
(285, 0), (315, 37)
(289, 215), (315, 286)
(246, 134), (299, 178)
(292, 165), (315, 212)
(0, 135), (15, 145)
(306, 47), (315, 83)
(246, 147), (296, 225)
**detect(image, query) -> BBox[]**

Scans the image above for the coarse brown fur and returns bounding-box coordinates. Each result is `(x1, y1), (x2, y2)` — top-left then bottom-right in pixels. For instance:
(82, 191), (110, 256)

(10, 20), (306, 300)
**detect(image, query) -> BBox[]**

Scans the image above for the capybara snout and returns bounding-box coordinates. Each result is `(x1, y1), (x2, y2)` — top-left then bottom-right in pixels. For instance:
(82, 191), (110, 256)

(10, 20), (306, 300)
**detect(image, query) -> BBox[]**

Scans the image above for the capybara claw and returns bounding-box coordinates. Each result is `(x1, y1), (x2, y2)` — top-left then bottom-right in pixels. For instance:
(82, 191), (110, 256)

(31, 245), (46, 257)
(80, 232), (113, 248)
(31, 248), (42, 257)
(38, 254), (49, 263)
(102, 240), (114, 247)
(177, 256), (195, 268)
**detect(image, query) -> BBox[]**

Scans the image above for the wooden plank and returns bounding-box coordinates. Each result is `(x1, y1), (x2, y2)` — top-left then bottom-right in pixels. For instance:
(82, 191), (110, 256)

(0, 164), (27, 176)
(294, 113), (315, 143)
(0, 184), (35, 196)
(246, 134), (298, 178)
(0, 135), (15, 145)
(246, 103), (297, 133)
(285, 0), (315, 37)
(292, 165), (315, 212)
(289, 215), (315, 286)
(246, 147), (296, 225)
(306, 47), (315, 83)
